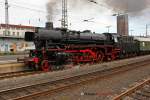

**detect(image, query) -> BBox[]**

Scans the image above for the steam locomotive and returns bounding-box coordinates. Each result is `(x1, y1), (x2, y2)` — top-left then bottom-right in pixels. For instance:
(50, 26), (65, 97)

(24, 22), (150, 71)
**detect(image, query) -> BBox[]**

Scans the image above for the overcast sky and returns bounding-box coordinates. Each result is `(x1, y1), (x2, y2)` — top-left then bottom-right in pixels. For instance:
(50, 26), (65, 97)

(0, 0), (150, 36)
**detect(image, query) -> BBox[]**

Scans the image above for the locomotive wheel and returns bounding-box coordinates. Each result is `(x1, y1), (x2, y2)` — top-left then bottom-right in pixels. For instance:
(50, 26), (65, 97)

(41, 60), (51, 71)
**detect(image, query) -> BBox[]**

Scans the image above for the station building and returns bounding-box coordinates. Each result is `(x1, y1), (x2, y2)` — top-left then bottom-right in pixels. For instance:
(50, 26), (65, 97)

(0, 24), (35, 53)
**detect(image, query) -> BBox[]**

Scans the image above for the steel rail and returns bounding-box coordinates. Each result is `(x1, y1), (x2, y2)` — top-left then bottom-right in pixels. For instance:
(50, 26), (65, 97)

(7, 59), (150, 100)
(113, 78), (150, 100)
(0, 71), (43, 80)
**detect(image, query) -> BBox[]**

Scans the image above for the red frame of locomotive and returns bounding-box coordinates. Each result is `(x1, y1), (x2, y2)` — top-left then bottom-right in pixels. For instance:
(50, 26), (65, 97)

(26, 44), (120, 71)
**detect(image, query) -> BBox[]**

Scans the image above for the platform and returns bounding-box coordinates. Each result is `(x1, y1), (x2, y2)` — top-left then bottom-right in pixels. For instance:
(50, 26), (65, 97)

(0, 62), (27, 74)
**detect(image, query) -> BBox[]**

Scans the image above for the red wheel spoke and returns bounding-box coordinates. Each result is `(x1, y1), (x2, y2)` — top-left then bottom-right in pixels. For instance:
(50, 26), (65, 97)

(41, 60), (51, 72)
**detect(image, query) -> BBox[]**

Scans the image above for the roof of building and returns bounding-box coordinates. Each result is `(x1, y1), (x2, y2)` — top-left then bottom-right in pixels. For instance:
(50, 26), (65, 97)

(0, 24), (35, 29)
(134, 36), (150, 42)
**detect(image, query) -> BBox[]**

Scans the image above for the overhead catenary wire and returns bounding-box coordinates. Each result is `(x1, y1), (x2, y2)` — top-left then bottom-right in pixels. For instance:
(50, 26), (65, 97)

(0, 1), (114, 23)
(10, 3), (47, 14)
(0, 1), (48, 14)
(9, 0), (45, 8)
(0, 1), (48, 26)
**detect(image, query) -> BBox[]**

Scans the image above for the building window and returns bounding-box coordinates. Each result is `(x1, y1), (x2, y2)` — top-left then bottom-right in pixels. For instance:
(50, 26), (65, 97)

(13, 32), (15, 36)
(3, 31), (11, 36)
(8, 31), (10, 36)
(17, 32), (19, 36)
(3, 31), (6, 35)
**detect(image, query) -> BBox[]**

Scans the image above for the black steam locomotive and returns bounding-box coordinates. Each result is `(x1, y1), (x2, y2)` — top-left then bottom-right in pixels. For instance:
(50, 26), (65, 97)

(24, 22), (143, 71)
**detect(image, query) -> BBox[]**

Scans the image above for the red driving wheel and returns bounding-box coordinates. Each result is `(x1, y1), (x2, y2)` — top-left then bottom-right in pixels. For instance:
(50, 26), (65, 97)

(41, 60), (50, 71)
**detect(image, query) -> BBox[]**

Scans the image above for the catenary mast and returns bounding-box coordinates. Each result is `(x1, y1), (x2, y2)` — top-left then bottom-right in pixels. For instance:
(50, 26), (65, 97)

(61, 0), (68, 28)
(5, 0), (9, 36)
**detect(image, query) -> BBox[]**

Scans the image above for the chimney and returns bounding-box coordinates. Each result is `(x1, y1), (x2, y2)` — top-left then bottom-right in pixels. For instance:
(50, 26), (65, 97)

(45, 22), (53, 29)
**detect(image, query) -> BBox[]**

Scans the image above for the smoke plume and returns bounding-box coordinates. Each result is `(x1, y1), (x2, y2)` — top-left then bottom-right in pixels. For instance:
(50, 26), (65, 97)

(46, 0), (60, 21)
(46, 0), (102, 21)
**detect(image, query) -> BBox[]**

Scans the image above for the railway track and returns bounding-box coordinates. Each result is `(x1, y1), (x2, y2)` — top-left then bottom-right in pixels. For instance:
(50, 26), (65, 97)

(0, 59), (150, 100)
(113, 78), (150, 100)
(0, 71), (43, 80)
